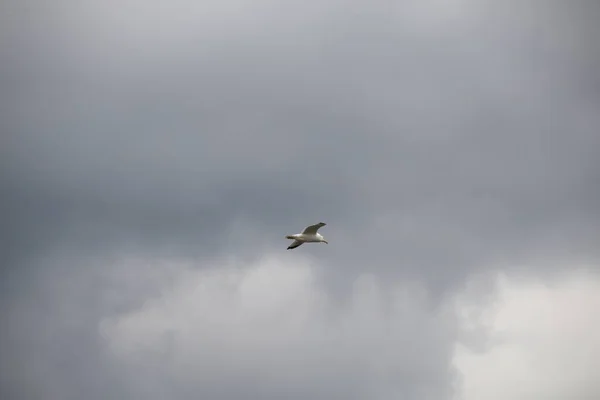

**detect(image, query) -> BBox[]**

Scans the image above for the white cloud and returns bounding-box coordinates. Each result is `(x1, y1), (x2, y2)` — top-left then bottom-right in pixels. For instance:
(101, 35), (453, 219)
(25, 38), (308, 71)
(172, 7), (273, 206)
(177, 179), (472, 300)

(100, 255), (457, 399)
(453, 268), (600, 400)
(99, 258), (600, 399)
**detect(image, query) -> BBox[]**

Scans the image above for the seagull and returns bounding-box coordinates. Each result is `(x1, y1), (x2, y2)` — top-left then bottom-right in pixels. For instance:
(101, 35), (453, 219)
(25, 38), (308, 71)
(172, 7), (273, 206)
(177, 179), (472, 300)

(285, 222), (328, 250)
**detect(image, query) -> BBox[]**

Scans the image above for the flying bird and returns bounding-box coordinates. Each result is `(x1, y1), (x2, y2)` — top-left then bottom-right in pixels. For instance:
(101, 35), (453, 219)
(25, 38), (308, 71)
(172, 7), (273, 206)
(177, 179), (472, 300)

(285, 222), (328, 250)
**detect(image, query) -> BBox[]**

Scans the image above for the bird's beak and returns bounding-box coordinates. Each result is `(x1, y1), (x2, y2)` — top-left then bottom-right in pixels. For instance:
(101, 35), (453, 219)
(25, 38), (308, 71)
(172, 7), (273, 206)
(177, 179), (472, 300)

(323, 240), (328, 244)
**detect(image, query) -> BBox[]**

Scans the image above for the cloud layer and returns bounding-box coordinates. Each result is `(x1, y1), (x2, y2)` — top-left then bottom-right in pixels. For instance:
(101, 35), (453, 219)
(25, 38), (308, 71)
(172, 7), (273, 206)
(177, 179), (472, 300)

(1, 0), (599, 399)
(101, 257), (456, 400)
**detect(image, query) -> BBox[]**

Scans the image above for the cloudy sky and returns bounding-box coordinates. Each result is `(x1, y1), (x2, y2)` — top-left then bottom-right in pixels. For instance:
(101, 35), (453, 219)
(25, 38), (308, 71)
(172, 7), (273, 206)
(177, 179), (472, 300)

(1, 1), (599, 399)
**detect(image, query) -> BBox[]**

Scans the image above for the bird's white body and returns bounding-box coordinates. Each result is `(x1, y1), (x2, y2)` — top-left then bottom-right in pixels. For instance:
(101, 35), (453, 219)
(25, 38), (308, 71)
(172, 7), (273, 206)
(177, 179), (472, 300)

(285, 222), (328, 250)
(286, 232), (326, 242)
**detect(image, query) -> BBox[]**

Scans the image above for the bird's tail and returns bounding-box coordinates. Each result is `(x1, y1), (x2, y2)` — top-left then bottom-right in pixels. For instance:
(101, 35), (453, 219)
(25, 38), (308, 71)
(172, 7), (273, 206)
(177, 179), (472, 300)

(285, 235), (295, 240)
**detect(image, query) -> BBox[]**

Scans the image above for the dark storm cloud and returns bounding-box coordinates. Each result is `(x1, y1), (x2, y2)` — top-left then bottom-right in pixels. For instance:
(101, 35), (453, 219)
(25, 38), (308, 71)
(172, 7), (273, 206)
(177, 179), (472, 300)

(1, 0), (599, 399)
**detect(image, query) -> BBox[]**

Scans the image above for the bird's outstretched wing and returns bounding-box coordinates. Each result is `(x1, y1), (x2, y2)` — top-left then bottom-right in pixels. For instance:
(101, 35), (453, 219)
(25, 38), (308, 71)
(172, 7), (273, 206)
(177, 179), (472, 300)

(301, 222), (326, 235)
(287, 240), (304, 250)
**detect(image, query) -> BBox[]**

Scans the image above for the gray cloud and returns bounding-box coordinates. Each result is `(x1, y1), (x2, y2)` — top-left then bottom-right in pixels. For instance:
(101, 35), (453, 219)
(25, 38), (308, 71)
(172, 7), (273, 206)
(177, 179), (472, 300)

(1, 0), (599, 399)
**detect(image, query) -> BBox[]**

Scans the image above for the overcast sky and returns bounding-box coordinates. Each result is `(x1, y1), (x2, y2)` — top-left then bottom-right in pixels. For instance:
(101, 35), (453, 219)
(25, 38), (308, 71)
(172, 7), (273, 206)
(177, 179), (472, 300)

(1, 1), (599, 399)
